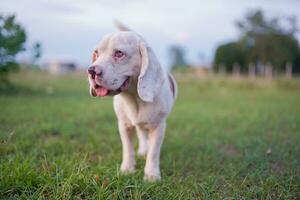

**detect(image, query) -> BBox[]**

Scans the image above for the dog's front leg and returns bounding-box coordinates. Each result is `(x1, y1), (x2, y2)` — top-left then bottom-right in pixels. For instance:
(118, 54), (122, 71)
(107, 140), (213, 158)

(144, 122), (166, 182)
(136, 126), (148, 157)
(118, 121), (135, 173)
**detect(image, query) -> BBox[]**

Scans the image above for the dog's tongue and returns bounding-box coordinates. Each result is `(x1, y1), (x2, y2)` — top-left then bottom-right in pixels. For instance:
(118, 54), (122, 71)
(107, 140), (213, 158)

(95, 86), (109, 96)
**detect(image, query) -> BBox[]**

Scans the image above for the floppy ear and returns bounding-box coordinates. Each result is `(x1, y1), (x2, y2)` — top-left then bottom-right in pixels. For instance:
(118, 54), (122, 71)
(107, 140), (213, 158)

(138, 41), (164, 102)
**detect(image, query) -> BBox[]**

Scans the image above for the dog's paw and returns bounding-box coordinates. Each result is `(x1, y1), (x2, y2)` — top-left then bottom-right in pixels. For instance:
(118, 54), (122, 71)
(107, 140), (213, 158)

(120, 161), (135, 174)
(143, 173), (161, 182)
(143, 168), (161, 182)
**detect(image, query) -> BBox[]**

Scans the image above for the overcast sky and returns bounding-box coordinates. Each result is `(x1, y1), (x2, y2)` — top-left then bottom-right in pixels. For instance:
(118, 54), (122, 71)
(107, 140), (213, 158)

(1, 0), (300, 68)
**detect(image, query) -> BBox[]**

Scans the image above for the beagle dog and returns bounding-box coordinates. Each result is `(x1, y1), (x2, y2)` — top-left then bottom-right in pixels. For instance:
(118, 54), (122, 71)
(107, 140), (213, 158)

(87, 23), (177, 181)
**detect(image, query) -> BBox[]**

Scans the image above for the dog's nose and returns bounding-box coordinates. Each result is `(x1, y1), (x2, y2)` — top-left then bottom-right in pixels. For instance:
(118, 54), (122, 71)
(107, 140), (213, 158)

(88, 66), (95, 75)
(88, 66), (102, 79)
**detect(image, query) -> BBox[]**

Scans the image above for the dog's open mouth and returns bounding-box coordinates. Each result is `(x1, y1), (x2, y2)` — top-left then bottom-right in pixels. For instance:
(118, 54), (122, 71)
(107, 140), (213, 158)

(92, 77), (130, 97)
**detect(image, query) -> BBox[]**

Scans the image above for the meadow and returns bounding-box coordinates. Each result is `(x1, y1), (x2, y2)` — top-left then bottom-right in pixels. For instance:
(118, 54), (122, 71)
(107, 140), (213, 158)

(0, 70), (299, 199)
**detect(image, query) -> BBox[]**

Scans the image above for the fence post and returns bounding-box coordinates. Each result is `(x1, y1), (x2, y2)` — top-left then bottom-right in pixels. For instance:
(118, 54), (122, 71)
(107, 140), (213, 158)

(286, 63), (292, 79)
(248, 63), (255, 79)
(265, 63), (273, 80)
(257, 62), (265, 76)
(233, 63), (240, 78)
(218, 64), (226, 76)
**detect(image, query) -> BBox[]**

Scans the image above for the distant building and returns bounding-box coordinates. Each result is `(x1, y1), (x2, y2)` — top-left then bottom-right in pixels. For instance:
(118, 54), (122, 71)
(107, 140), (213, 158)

(44, 60), (77, 74)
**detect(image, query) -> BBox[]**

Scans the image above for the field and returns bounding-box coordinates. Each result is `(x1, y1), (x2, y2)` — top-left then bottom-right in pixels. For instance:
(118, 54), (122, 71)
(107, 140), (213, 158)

(0, 70), (300, 199)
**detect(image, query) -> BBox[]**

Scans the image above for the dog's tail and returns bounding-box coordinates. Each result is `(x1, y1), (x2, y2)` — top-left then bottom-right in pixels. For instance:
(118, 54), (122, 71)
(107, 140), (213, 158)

(114, 20), (131, 31)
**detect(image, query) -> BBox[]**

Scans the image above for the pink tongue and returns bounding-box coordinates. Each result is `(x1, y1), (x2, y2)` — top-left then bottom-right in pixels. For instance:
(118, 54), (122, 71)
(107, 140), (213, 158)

(95, 87), (109, 96)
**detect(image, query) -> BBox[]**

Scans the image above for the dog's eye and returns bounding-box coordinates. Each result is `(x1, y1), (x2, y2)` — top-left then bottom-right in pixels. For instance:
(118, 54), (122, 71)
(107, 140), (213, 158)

(114, 50), (125, 58)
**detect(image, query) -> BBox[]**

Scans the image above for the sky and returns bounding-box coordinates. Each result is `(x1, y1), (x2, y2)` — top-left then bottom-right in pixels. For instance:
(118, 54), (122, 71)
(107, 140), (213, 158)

(1, 0), (300, 68)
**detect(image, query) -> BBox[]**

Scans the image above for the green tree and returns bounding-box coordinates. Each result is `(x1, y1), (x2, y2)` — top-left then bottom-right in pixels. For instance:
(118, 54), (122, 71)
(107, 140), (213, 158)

(294, 49), (300, 74)
(0, 15), (26, 82)
(237, 10), (299, 72)
(213, 9), (300, 73)
(214, 42), (247, 72)
(246, 34), (299, 70)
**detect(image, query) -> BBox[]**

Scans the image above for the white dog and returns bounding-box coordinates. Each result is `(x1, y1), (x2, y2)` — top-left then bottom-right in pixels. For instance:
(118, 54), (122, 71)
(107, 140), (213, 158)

(87, 23), (177, 182)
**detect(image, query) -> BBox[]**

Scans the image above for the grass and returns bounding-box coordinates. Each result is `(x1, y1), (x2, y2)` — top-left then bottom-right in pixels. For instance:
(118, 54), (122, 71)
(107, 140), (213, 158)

(0, 70), (300, 199)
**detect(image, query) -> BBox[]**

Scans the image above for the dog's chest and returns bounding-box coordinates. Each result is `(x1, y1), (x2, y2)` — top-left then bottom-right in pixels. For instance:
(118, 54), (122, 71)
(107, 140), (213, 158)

(114, 94), (162, 126)
(126, 98), (154, 124)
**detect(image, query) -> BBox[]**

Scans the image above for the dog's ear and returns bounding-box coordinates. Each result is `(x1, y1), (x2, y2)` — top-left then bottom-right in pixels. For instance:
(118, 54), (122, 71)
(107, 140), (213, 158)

(137, 41), (164, 102)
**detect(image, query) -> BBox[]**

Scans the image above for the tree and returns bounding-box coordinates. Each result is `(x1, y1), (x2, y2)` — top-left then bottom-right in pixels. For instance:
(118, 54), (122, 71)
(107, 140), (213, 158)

(236, 10), (297, 38)
(237, 10), (299, 72)
(294, 49), (300, 74)
(246, 33), (299, 71)
(213, 9), (300, 74)
(0, 15), (26, 82)
(169, 45), (188, 70)
(214, 42), (247, 72)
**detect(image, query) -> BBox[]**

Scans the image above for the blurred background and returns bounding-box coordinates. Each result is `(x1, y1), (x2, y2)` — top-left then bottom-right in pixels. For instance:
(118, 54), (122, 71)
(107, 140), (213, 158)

(1, 0), (300, 76)
(1, 1), (300, 199)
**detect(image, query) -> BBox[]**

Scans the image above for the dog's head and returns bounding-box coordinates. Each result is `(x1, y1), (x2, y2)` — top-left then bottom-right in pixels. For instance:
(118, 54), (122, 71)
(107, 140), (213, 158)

(87, 24), (163, 102)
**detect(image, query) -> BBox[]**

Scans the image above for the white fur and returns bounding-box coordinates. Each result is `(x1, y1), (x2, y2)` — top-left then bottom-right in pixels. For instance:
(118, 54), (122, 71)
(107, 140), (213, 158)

(88, 23), (177, 182)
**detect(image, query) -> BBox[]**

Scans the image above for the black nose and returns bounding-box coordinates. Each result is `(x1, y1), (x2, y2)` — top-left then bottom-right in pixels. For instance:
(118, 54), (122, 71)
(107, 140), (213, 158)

(88, 66), (95, 75)
(87, 66), (96, 79)
(88, 66), (103, 79)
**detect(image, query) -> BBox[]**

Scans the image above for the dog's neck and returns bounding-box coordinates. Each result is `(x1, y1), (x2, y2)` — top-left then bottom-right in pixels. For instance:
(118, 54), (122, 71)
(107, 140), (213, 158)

(123, 76), (138, 96)
(119, 76), (143, 101)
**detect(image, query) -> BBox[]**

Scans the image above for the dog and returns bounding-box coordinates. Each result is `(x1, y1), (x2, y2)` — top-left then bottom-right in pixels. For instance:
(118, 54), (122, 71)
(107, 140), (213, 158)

(87, 22), (177, 182)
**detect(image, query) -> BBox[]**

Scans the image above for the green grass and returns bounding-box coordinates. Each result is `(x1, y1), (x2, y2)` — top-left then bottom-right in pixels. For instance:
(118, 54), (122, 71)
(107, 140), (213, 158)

(0, 70), (300, 199)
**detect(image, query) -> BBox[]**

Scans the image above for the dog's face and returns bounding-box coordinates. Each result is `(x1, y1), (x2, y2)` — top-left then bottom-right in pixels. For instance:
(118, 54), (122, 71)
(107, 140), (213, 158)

(88, 30), (164, 102)
(88, 32), (142, 97)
